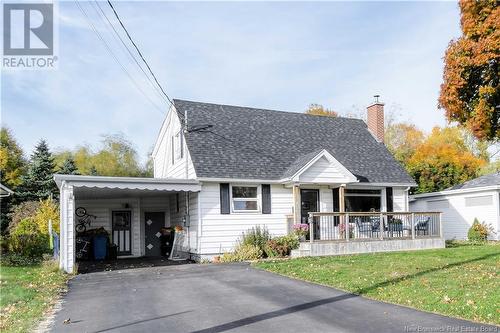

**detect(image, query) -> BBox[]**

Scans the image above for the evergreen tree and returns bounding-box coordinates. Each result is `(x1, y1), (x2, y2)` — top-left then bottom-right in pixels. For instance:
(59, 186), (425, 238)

(17, 140), (58, 202)
(89, 165), (99, 176)
(59, 156), (80, 175)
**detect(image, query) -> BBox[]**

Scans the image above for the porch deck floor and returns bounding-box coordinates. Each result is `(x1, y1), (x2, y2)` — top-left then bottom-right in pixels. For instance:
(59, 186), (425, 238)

(77, 257), (194, 274)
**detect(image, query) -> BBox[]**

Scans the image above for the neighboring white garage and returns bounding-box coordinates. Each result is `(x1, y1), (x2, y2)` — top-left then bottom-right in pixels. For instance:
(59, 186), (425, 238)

(410, 172), (500, 241)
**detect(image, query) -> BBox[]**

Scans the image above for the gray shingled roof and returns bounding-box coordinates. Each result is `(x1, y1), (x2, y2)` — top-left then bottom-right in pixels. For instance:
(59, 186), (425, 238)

(175, 99), (416, 184)
(447, 172), (500, 190)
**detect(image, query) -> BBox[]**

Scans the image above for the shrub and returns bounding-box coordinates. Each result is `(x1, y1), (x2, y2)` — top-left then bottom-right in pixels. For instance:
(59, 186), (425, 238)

(468, 218), (494, 242)
(265, 234), (300, 257)
(32, 199), (60, 234)
(8, 201), (40, 233)
(240, 226), (271, 255)
(220, 244), (263, 262)
(8, 218), (50, 258)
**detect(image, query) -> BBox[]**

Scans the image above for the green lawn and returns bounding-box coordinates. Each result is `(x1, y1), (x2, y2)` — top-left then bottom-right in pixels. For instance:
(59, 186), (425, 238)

(0, 260), (69, 333)
(255, 242), (500, 325)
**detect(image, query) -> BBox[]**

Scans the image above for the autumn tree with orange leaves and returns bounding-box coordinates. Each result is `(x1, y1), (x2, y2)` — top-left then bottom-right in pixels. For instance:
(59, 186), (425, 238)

(305, 104), (338, 117)
(407, 127), (487, 193)
(439, 0), (499, 141)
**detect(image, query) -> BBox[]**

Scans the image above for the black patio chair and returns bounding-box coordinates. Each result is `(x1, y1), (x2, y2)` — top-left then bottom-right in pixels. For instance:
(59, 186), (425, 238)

(415, 217), (430, 236)
(355, 217), (373, 233)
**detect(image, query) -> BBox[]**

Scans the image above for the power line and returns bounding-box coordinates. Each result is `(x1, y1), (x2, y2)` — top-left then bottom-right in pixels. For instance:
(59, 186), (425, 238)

(106, 0), (174, 107)
(90, 0), (169, 106)
(74, 1), (166, 115)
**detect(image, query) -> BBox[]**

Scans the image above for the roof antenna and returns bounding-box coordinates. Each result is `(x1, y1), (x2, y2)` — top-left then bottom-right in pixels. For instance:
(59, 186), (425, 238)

(184, 110), (188, 133)
(374, 94), (380, 103)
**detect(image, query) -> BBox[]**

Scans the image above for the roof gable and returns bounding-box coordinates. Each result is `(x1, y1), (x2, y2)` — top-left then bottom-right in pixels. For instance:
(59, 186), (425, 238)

(286, 150), (357, 184)
(174, 99), (416, 184)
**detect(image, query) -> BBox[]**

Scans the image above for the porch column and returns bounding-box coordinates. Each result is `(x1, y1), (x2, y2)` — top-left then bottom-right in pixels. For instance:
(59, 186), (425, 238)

(59, 182), (75, 273)
(339, 185), (345, 213)
(292, 184), (301, 224)
(339, 185), (346, 231)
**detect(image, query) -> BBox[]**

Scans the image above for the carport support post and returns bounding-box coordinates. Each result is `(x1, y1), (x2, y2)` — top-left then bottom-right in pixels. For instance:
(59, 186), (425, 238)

(60, 182), (75, 273)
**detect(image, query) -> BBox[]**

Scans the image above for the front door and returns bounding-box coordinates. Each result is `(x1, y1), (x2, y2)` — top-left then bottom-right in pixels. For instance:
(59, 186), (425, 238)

(144, 212), (165, 257)
(112, 211), (131, 256)
(300, 189), (319, 224)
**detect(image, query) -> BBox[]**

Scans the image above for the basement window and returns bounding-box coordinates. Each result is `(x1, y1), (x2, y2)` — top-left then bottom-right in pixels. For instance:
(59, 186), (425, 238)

(231, 185), (259, 212)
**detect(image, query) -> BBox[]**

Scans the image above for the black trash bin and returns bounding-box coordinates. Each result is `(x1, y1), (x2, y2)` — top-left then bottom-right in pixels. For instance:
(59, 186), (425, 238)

(107, 243), (118, 260)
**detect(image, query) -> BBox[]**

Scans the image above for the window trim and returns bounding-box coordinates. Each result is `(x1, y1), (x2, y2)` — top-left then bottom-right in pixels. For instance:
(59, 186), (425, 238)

(173, 130), (184, 162)
(230, 184), (261, 213)
(344, 188), (382, 212)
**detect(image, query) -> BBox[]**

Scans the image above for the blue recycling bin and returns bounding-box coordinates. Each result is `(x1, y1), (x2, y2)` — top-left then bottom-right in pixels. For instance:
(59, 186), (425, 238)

(93, 235), (107, 260)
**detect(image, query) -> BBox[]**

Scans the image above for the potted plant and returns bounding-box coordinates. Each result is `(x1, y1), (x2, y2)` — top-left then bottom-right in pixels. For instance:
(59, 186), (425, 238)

(292, 224), (309, 241)
(339, 222), (354, 239)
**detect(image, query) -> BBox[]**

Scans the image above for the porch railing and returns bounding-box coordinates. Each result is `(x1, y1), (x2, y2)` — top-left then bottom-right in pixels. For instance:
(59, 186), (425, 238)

(306, 212), (442, 242)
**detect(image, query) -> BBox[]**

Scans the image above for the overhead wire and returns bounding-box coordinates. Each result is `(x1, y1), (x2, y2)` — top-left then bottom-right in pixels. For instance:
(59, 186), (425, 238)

(74, 0), (166, 116)
(90, 0), (170, 106)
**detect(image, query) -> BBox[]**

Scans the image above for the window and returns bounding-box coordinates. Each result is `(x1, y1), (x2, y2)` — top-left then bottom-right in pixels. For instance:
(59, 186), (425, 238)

(345, 189), (381, 212)
(465, 195), (492, 207)
(231, 185), (259, 212)
(171, 131), (184, 164)
(175, 131), (184, 160)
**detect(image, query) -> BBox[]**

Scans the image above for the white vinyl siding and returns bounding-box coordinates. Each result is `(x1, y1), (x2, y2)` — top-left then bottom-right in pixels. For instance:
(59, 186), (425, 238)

(392, 187), (407, 211)
(410, 189), (500, 241)
(464, 195), (493, 207)
(152, 108), (196, 179)
(427, 199), (449, 210)
(198, 182), (293, 255)
(299, 156), (351, 183)
(169, 192), (199, 254)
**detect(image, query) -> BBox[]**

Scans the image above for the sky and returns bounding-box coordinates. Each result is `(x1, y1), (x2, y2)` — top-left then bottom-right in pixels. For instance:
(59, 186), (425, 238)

(1, 1), (462, 164)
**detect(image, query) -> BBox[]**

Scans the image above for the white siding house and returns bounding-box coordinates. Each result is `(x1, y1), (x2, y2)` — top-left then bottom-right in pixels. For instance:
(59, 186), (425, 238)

(410, 173), (500, 241)
(57, 98), (441, 273)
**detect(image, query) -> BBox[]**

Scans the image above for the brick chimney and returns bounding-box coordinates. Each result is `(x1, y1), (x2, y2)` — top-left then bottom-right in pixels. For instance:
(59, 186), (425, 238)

(367, 95), (385, 143)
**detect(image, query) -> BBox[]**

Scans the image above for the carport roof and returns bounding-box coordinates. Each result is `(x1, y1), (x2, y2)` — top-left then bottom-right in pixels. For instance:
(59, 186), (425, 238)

(53, 174), (201, 192)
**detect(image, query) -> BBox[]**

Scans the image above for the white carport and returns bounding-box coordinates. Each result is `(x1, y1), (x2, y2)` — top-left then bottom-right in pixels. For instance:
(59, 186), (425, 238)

(54, 175), (201, 273)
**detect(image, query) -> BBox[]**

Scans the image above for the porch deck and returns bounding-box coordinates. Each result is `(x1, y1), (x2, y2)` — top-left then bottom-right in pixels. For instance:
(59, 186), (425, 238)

(291, 211), (444, 257)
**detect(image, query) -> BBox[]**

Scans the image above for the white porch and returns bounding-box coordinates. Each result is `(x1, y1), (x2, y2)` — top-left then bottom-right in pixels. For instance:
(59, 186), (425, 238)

(291, 211), (444, 257)
(55, 175), (201, 273)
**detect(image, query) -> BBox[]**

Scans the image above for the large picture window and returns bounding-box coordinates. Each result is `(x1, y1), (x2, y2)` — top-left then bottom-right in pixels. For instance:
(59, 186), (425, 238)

(231, 185), (259, 212)
(345, 189), (381, 212)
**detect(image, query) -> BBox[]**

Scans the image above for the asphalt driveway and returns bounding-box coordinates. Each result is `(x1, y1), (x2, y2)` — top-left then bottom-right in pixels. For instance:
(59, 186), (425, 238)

(50, 263), (495, 333)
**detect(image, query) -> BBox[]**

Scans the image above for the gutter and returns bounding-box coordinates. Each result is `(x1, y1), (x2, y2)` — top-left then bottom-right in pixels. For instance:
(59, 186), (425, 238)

(410, 185), (500, 200)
